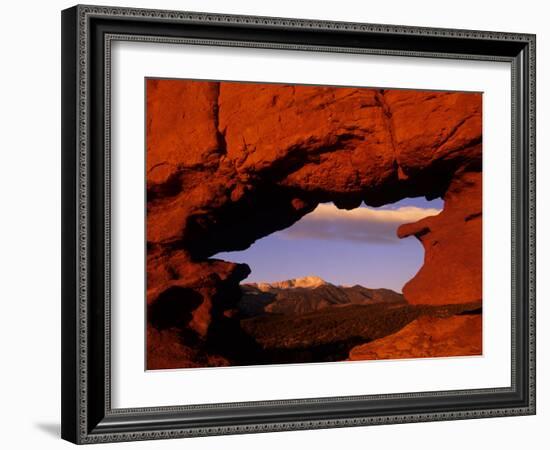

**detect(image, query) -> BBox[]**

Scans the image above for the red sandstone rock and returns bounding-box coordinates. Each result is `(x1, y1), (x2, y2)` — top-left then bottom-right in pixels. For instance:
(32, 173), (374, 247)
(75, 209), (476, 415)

(147, 327), (230, 370)
(348, 314), (482, 361)
(147, 79), (221, 181)
(144, 79), (482, 367)
(398, 171), (482, 305)
(383, 90), (482, 177)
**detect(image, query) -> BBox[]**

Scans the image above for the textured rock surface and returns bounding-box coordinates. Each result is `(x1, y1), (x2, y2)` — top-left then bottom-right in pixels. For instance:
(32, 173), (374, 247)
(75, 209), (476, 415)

(348, 314), (482, 361)
(398, 171), (482, 305)
(145, 79), (482, 368)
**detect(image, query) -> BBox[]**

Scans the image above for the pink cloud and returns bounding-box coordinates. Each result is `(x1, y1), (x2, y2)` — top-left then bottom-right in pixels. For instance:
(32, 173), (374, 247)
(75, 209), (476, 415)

(277, 203), (441, 244)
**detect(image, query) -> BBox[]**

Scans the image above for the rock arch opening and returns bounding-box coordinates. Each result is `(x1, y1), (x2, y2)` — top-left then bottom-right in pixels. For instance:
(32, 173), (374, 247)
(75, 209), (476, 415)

(215, 197), (444, 294)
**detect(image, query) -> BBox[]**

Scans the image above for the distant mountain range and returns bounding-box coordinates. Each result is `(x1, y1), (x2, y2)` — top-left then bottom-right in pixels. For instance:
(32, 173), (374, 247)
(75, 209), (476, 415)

(238, 276), (406, 317)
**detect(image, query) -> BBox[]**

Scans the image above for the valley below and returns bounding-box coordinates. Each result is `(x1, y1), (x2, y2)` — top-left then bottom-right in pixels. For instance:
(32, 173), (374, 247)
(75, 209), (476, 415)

(237, 302), (481, 365)
(148, 276), (482, 369)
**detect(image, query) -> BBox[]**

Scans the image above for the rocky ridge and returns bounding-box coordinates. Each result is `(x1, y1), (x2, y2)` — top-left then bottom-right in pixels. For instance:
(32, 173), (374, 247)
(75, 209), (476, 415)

(239, 276), (406, 316)
(252, 275), (328, 291)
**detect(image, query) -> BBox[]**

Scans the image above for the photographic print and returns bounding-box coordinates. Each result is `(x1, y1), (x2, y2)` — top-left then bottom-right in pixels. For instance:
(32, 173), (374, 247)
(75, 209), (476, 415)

(146, 79), (482, 370)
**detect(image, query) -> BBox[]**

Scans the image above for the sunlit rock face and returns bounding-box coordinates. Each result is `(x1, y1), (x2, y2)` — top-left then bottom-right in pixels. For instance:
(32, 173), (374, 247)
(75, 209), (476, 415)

(348, 314), (482, 361)
(145, 79), (482, 368)
(398, 171), (482, 305)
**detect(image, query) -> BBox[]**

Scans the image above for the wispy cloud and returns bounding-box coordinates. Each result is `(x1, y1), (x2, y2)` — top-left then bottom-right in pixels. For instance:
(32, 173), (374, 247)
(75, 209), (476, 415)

(277, 203), (441, 244)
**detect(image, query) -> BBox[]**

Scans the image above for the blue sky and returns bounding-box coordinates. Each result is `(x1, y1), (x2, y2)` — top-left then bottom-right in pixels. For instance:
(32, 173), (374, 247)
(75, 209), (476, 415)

(215, 197), (443, 293)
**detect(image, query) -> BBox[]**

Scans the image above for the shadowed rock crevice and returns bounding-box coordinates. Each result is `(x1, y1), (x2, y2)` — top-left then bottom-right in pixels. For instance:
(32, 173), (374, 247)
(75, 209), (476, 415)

(148, 286), (203, 331)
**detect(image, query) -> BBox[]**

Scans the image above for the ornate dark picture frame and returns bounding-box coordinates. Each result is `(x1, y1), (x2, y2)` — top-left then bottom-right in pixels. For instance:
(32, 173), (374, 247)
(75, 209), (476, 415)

(61, 4), (536, 444)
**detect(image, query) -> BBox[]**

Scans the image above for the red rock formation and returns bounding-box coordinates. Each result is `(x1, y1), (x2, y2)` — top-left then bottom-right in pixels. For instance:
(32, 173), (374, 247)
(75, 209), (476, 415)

(348, 314), (482, 361)
(145, 79), (482, 368)
(147, 327), (231, 370)
(398, 171), (482, 305)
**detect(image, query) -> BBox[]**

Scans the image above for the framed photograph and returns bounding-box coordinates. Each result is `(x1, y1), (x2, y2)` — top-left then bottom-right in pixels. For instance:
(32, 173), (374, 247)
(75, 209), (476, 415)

(61, 4), (536, 444)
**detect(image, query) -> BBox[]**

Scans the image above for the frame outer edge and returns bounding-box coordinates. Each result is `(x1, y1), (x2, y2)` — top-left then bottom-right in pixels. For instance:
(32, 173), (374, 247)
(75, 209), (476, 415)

(527, 33), (536, 414)
(76, 3), (534, 41)
(61, 5), (80, 445)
